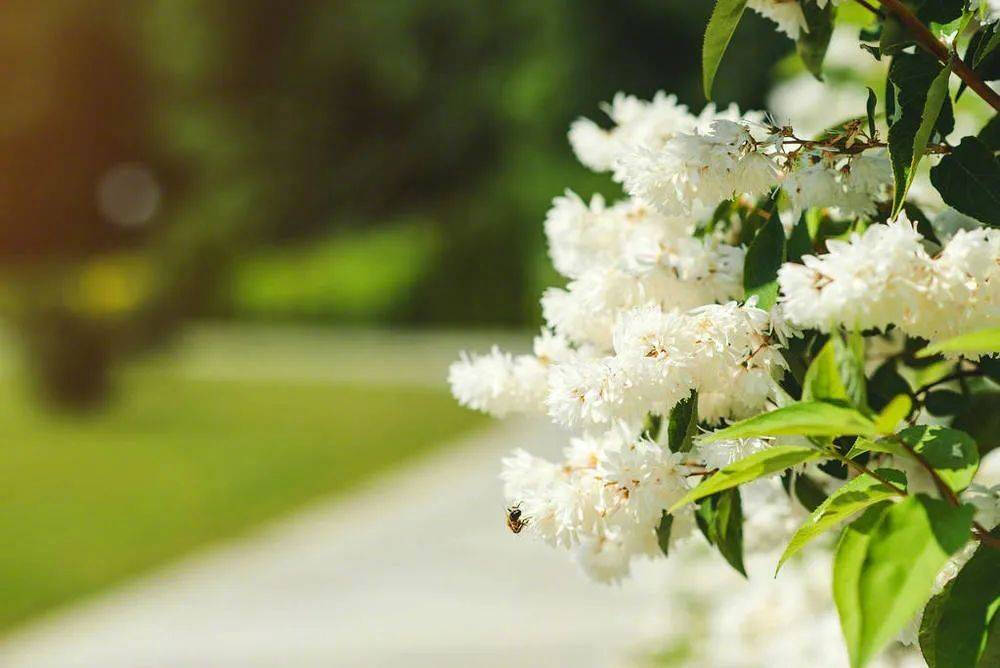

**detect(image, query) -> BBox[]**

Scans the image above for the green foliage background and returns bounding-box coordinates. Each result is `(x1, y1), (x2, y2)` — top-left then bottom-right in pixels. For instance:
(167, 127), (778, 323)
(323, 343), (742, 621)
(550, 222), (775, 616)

(0, 0), (793, 405)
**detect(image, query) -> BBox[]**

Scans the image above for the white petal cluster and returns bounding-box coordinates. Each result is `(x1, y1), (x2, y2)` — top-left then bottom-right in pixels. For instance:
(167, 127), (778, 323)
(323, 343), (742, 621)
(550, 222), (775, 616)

(783, 152), (891, 218)
(778, 214), (1000, 342)
(448, 330), (577, 418)
(568, 91), (759, 179)
(501, 427), (694, 583)
(546, 301), (787, 428)
(572, 92), (891, 222)
(748, 0), (844, 40)
(619, 120), (780, 215)
(964, 482), (1000, 530)
(541, 191), (745, 350)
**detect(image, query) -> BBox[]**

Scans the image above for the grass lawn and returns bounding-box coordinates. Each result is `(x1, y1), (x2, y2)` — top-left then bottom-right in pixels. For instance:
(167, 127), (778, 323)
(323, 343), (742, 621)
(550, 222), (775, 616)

(0, 336), (486, 632)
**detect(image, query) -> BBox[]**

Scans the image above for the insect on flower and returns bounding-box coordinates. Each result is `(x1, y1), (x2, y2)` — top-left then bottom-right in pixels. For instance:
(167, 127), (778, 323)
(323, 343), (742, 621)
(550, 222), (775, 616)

(505, 503), (529, 534)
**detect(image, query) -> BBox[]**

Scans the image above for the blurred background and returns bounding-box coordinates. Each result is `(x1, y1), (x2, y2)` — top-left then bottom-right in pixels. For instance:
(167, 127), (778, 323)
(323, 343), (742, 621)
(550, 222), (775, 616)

(0, 1), (828, 665)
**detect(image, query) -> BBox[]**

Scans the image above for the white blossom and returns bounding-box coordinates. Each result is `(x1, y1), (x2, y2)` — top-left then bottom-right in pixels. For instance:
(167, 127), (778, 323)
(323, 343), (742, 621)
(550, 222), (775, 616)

(748, 0), (845, 40)
(747, 0), (808, 40)
(782, 152), (890, 218)
(568, 92), (761, 180)
(778, 213), (1000, 343)
(619, 120), (780, 215)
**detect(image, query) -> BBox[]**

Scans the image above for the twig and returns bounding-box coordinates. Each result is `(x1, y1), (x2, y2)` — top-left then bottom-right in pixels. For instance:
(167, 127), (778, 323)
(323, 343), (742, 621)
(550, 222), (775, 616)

(889, 434), (1000, 551)
(828, 439), (1000, 552)
(913, 369), (984, 397)
(862, 0), (1000, 112)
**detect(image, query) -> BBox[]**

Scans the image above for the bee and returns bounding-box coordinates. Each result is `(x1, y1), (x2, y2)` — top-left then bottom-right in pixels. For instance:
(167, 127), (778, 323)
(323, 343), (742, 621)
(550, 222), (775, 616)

(505, 503), (529, 534)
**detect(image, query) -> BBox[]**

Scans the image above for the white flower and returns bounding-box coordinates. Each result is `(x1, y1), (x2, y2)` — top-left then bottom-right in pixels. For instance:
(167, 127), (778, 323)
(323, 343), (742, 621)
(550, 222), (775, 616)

(568, 92), (762, 179)
(963, 483), (1000, 529)
(619, 120), (779, 215)
(448, 347), (550, 418)
(572, 531), (634, 584)
(782, 152), (890, 218)
(748, 0), (844, 40)
(501, 424), (698, 583)
(544, 301), (787, 428)
(778, 213), (1000, 343)
(748, 0), (808, 40)
(777, 215), (930, 332)
(545, 356), (639, 427)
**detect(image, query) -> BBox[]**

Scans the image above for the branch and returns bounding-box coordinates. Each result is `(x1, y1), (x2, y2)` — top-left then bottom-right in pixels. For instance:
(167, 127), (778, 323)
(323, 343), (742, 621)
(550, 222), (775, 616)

(890, 435), (1000, 551)
(827, 448), (908, 497)
(866, 0), (1000, 112)
(831, 440), (1000, 552)
(913, 369), (984, 397)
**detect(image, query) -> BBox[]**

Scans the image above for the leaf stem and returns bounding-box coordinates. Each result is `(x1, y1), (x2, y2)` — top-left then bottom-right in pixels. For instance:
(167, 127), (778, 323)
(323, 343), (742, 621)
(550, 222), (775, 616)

(826, 448), (908, 497)
(912, 369), (984, 397)
(853, 0), (883, 16)
(863, 0), (1000, 112)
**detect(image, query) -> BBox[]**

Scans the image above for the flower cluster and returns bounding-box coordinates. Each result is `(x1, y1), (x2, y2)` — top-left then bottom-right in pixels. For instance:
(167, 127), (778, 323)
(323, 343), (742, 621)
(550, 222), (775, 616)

(546, 300), (788, 428)
(779, 215), (1000, 344)
(450, 88), (1000, 586)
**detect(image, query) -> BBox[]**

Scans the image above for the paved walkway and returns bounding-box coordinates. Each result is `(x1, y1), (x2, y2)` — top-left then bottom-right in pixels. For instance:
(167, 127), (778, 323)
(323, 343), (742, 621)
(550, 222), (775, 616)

(0, 416), (680, 667)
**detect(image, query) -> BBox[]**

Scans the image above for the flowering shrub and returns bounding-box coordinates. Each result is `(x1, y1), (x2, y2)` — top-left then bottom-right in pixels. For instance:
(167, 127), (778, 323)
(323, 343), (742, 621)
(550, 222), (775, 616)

(450, 2), (1000, 666)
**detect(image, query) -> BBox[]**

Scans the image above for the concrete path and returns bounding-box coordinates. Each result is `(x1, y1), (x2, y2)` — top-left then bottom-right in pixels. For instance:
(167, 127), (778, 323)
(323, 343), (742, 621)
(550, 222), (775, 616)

(0, 416), (681, 667)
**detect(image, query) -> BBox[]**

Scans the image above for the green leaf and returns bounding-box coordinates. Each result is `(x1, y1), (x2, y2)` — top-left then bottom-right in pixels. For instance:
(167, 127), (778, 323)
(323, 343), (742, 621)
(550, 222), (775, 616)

(925, 389), (965, 416)
(868, 360), (912, 413)
(904, 201), (942, 246)
(881, 17), (913, 56)
(834, 495), (974, 668)
(897, 425), (980, 493)
(797, 1), (836, 79)
(793, 472), (828, 512)
(694, 488), (746, 576)
(786, 212), (813, 264)
(874, 394), (912, 434)
(926, 540), (1000, 668)
(802, 333), (867, 411)
(834, 502), (894, 668)
(703, 0), (748, 99)
(866, 86), (878, 138)
(667, 390), (698, 454)
(777, 468), (906, 573)
(891, 57), (953, 216)
(669, 445), (821, 512)
(698, 400), (878, 444)
(838, 331), (868, 411)
(917, 0), (965, 24)
(743, 209), (785, 310)
(845, 435), (911, 460)
(920, 582), (953, 668)
(918, 327), (1000, 357)
(952, 391), (1000, 458)
(978, 114), (1000, 152)
(656, 510), (673, 557)
(802, 340), (847, 403)
(930, 137), (1000, 228)
(979, 614), (1000, 668)
(976, 28), (1000, 69)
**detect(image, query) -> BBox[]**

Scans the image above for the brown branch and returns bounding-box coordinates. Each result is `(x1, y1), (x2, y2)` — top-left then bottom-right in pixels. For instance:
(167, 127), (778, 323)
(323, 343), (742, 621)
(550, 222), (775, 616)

(832, 440), (1000, 552)
(889, 435), (1000, 551)
(913, 369), (984, 397)
(865, 0), (1000, 112)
